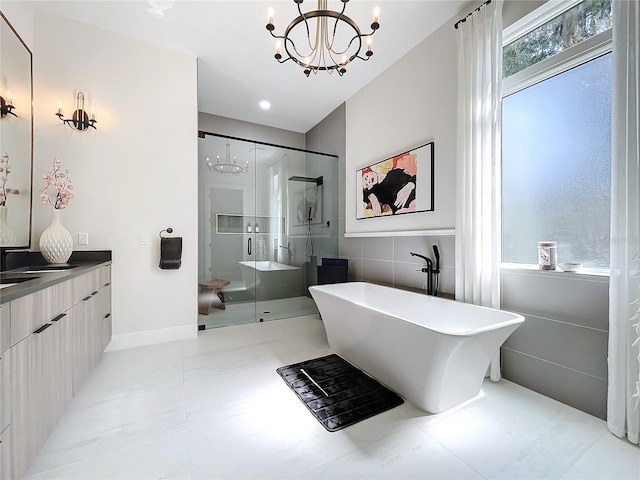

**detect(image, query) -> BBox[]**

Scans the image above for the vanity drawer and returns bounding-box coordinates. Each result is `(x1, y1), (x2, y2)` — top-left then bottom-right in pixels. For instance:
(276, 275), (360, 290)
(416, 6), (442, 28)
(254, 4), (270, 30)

(0, 304), (9, 354)
(10, 281), (71, 346)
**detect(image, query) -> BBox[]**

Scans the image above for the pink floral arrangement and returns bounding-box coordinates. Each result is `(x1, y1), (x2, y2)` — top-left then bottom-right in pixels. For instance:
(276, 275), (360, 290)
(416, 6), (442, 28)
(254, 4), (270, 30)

(0, 153), (20, 206)
(40, 158), (74, 209)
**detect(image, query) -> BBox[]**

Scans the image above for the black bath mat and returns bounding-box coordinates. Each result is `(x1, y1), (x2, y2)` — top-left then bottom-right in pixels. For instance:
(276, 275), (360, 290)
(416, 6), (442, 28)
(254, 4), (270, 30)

(276, 354), (404, 432)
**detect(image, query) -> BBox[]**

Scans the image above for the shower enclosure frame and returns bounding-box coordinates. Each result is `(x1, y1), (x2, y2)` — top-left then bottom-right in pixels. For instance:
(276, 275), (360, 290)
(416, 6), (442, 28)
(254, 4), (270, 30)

(198, 130), (339, 328)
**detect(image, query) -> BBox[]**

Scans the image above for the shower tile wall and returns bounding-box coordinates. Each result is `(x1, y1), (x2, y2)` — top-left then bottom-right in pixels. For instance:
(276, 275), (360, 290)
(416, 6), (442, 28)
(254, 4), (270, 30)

(338, 235), (455, 296)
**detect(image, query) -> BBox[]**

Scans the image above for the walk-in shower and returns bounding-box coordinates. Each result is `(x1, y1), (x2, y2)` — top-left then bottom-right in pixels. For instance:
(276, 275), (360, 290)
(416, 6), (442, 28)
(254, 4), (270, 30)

(198, 131), (339, 329)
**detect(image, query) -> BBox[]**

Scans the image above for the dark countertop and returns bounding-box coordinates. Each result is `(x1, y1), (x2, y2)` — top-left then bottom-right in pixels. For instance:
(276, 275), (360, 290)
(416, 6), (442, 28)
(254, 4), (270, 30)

(0, 250), (112, 304)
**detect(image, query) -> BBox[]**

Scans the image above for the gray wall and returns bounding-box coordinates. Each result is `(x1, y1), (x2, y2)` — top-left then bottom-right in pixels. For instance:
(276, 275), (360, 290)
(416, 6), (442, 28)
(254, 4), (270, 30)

(304, 103), (456, 296)
(306, 103), (347, 239)
(501, 269), (609, 419)
(341, 235), (455, 296)
(198, 112), (305, 150)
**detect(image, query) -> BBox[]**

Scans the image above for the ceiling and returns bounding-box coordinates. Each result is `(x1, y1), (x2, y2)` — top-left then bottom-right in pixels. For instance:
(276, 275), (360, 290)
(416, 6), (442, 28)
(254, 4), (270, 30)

(27, 0), (469, 133)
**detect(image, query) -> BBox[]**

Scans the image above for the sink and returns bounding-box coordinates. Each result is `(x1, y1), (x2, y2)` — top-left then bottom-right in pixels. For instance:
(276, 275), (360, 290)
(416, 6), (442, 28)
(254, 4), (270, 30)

(23, 269), (69, 273)
(1, 276), (38, 284)
(0, 276), (39, 288)
(21, 265), (77, 273)
(24, 264), (76, 271)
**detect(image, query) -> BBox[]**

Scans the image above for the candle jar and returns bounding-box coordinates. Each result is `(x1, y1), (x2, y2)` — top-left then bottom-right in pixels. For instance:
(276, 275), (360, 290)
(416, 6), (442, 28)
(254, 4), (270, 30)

(538, 241), (557, 271)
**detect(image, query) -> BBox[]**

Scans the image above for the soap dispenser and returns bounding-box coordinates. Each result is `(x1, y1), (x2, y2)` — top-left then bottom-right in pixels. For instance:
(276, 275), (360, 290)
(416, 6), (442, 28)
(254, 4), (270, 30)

(255, 222), (260, 233)
(247, 222), (252, 233)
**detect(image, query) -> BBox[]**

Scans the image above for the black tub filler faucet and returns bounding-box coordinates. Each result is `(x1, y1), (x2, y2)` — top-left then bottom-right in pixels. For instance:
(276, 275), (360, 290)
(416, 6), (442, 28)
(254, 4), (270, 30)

(410, 245), (440, 296)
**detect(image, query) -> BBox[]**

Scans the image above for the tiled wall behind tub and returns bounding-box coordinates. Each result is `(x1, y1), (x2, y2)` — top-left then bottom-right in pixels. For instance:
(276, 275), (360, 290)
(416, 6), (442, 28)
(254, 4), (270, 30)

(338, 235), (455, 295)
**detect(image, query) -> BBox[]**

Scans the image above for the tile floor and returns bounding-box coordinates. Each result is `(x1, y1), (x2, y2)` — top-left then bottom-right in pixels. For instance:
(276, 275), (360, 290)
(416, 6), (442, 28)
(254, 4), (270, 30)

(199, 296), (319, 329)
(26, 315), (639, 479)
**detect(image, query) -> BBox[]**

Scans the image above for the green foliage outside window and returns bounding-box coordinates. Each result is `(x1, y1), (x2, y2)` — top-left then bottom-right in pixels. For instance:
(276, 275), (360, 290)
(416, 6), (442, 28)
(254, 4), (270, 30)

(504, 0), (612, 78)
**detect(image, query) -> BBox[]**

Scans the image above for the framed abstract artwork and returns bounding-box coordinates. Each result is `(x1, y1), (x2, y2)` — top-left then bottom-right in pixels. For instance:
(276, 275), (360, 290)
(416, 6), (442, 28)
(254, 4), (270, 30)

(356, 142), (434, 219)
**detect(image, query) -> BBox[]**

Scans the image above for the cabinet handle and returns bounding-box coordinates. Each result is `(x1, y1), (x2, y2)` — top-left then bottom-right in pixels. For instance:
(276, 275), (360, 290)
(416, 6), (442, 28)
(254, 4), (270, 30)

(104, 313), (111, 319)
(33, 323), (52, 334)
(51, 313), (67, 322)
(248, 237), (252, 255)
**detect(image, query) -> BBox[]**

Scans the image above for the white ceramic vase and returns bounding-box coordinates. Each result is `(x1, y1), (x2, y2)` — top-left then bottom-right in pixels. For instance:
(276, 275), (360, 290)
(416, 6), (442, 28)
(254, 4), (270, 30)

(40, 209), (73, 264)
(0, 205), (17, 246)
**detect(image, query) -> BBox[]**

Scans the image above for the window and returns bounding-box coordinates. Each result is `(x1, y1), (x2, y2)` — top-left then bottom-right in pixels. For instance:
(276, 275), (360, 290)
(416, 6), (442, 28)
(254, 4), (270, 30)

(503, 0), (612, 78)
(501, 0), (612, 269)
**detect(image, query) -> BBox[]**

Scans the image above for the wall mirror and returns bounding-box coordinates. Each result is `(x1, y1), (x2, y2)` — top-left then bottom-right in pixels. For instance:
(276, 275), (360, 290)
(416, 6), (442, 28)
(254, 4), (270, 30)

(0, 12), (33, 248)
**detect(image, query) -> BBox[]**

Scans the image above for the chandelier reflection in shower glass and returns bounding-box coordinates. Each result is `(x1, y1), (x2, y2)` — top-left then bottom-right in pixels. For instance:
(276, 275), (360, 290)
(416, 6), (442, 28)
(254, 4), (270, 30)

(206, 140), (248, 175)
(266, 0), (380, 77)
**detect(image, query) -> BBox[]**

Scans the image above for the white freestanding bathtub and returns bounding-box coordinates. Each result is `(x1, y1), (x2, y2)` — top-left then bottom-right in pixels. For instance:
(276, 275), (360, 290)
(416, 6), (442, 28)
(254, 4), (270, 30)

(308, 282), (524, 413)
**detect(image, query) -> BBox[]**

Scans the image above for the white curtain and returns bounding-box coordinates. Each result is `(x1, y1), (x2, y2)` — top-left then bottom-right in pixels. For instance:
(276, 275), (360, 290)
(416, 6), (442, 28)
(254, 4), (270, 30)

(608, 0), (640, 446)
(455, 1), (503, 381)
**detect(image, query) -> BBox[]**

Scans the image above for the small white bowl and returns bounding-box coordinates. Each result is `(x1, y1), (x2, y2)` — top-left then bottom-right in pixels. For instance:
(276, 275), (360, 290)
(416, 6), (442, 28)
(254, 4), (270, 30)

(558, 262), (582, 273)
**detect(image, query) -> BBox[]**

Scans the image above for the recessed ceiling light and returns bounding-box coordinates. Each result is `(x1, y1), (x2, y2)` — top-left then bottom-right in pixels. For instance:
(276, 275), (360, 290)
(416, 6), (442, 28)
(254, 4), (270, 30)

(259, 100), (271, 110)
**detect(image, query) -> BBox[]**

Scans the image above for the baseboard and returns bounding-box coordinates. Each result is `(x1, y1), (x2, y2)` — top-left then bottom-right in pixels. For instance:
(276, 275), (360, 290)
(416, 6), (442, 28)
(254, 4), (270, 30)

(104, 324), (198, 351)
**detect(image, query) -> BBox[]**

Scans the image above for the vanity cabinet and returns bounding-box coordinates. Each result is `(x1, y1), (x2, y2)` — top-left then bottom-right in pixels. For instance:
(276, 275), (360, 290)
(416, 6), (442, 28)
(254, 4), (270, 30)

(2, 263), (111, 480)
(0, 303), (10, 433)
(10, 321), (53, 478)
(0, 426), (10, 480)
(0, 304), (11, 480)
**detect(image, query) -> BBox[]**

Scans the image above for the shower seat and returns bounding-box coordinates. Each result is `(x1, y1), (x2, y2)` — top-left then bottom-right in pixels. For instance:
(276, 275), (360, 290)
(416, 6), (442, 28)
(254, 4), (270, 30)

(198, 279), (231, 314)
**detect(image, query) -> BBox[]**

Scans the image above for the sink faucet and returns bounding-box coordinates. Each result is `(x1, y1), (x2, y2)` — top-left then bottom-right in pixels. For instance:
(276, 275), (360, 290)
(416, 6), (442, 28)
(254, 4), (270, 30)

(279, 242), (293, 264)
(410, 246), (440, 296)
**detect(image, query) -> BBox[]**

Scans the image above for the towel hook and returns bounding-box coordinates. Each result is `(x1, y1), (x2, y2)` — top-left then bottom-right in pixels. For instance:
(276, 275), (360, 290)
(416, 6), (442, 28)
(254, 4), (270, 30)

(159, 227), (174, 238)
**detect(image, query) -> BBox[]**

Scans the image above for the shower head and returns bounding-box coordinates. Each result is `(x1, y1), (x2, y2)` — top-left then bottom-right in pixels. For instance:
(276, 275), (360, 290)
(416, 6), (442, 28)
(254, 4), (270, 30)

(288, 176), (323, 186)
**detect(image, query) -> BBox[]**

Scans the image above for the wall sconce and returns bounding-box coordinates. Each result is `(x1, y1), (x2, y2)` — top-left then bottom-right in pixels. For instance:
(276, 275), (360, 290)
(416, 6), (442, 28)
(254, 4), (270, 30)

(56, 92), (97, 130)
(0, 91), (16, 118)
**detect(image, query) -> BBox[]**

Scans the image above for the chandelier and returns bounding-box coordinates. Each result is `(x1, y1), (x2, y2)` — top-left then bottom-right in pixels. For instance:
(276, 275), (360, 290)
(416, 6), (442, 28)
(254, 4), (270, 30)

(266, 0), (380, 77)
(206, 141), (248, 175)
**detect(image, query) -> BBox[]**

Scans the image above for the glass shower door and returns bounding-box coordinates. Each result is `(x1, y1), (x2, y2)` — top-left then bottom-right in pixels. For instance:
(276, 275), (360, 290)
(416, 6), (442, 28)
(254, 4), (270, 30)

(199, 134), (257, 327)
(198, 131), (339, 330)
